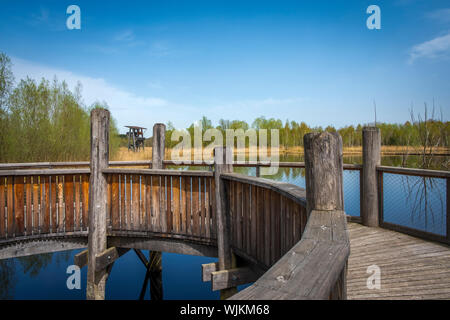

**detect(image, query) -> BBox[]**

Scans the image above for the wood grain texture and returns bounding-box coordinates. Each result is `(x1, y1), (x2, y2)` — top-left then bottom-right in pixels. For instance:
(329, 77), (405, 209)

(14, 176), (24, 236)
(347, 222), (450, 300)
(0, 177), (5, 238)
(362, 127), (381, 227)
(230, 210), (349, 300)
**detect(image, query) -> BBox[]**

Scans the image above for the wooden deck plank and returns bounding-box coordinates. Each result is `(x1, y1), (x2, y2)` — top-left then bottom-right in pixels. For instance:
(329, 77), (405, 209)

(347, 222), (450, 300)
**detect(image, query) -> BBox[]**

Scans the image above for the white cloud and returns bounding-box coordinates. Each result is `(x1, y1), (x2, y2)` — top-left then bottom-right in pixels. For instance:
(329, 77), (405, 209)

(8, 57), (311, 133)
(10, 57), (175, 133)
(408, 33), (450, 63)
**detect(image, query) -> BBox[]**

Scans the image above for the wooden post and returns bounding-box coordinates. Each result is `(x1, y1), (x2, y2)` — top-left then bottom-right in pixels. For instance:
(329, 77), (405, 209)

(304, 131), (346, 299)
(150, 123), (165, 300)
(152, 123), (166, 170)
(362, 127), (381, 227)
(86, 108), (110, 300)
(304, 132), (344, 214)
(214, 146), (237, 299)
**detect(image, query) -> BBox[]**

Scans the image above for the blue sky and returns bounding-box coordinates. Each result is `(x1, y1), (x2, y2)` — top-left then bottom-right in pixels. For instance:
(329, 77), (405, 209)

(1, 0), (449, 133)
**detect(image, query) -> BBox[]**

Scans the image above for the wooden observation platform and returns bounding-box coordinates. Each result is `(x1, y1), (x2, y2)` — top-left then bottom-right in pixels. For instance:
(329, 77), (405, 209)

(0, 109), (449, 300)
(126, 126), (146, 152)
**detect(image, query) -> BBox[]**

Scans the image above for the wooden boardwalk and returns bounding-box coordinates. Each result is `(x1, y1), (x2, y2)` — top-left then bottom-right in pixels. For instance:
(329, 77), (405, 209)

(347, 222), (450, 300)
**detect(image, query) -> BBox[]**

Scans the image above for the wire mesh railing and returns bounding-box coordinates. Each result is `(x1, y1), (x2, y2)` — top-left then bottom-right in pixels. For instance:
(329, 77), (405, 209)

(378, 167), (449, 244)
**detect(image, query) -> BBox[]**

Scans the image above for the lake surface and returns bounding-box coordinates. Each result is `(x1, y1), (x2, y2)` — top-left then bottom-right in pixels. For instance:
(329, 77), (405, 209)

(1, 154), (447, 299)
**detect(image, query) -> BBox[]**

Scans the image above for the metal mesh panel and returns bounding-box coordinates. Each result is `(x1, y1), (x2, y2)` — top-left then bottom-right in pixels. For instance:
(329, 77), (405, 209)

(343, 169), (361, 217)
(382, 173), (447, 236)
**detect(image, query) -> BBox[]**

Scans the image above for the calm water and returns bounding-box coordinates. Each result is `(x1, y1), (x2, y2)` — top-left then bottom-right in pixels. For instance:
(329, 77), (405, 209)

(1, 154), (447, 299)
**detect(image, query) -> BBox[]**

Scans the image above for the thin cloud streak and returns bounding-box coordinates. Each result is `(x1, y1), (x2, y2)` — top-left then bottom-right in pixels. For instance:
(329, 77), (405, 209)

(408, 33), (450, 63)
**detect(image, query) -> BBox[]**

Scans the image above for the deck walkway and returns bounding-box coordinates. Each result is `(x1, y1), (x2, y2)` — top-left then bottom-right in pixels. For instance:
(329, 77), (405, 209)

(347, 222), (450, 300)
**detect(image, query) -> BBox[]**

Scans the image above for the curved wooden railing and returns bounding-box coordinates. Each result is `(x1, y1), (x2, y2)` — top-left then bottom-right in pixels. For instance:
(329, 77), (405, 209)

(220, 173), (349, 300)
(0, 169), (218, 245)
(221, 173), (308, 270)
(0, 165), (349, 299)
(102, 168), (217, 245)
(0, 169), (90, 240)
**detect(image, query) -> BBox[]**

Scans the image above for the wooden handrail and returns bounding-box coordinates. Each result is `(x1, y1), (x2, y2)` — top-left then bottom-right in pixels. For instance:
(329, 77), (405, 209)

(0, 169), (90, 176)
(376, 165), (450, 178)
(221, 172), (307, 207)
(230, 209), (349, 300)
(102, 168), (213, 177)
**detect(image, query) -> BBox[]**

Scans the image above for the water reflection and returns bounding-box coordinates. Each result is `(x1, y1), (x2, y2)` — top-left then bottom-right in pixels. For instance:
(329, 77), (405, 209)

(0, 251), (72, 299)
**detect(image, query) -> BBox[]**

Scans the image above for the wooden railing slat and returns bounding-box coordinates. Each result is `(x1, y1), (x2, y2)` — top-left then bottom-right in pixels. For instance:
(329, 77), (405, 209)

(151, 175), (160, 232)
(250, 185), (257, 258)
(203, 177), (209, 239)
(145, 175), (151, 231)
(25, 176), (32, 235)
(0, 177), (5, 238)
(65, 175), (74, 232)
(110, 174), (119, 230)
(42, 176), (50, 234)
(50, 176), (57, 233)
(131, 174), (140, 230)
(14, 176), (24, 236)
(166, 176), (172, 233)
(210, 176), (216, 238)
(74, 176), (81, 232)
(140, 174), (147, 231)
(192, 176), (199, 236)
(81, 174), (89, 231)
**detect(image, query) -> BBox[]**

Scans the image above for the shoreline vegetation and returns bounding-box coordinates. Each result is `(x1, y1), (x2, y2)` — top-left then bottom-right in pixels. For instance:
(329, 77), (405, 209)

(113, 146), (450, 161)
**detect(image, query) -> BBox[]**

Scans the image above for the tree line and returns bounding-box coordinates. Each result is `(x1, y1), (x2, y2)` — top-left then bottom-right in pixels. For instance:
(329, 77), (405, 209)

(0, 52), (120, 163)
(164, 115), (449, 149)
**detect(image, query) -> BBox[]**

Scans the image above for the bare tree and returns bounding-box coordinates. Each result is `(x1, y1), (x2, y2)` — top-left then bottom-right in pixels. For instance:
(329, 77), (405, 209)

(402, 103), (447, 232)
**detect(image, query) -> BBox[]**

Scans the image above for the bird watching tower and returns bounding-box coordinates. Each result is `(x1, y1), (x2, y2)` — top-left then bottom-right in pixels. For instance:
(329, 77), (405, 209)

(125, 126), (146, 152)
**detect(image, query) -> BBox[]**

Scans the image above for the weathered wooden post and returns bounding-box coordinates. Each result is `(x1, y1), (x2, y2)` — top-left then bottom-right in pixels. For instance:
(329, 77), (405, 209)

(150, 123), (165, 300)
(304, 131), (344, 214)
(214, 146), (237, 299)
(304, 131), (346, 299)
(362, 127), (381, 227)
(86, 108), (110, 300)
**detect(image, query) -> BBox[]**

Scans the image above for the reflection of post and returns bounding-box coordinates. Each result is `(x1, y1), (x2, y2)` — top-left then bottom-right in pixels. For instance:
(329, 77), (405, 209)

(150, 123), (165, 300)
(86, 108), (110, 300)
(362, 127), (381, 227)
